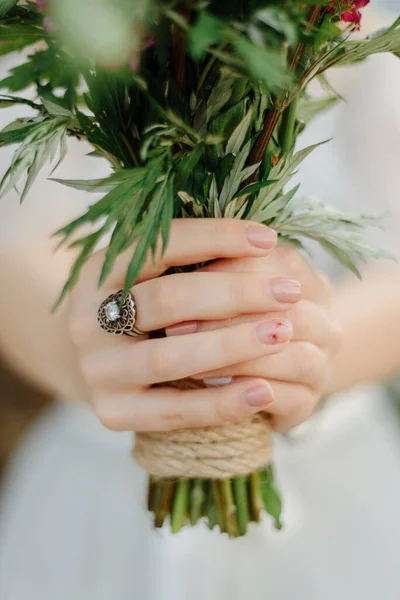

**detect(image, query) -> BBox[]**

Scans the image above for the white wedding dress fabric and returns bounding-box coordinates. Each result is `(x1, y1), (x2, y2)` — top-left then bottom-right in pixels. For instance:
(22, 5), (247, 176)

(1, 10), (400, 599)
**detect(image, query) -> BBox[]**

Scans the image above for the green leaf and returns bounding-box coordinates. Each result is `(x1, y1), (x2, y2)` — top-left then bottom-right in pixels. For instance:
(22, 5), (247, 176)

(233, 36), (290, 94)
(219, 140), (257, 209)
(0, 0), (17, 18)
(41, 98), (74, 118)
(225, 107), (252, 156)
(249, 140), (329, 220)
(161, 171), (174, 252)
(0, 94), (39, 110)
(0, 118), (40, 145)
(98, 180), (147, 285)
(52, 169), (146, 193)
(296, 96), (339, 124)
(206, 77), (233, 124)
(0, 13), (47, 57)
(0, 116), (72, 200)
(256, 7), (298, 47)
(123, 178), (167, 294)
(261, 480), (283, 530)
(321, 22), (400, 71)
(189, 13), (222, 60)
(233, 178), (278, 199)
(175, 143), (204, 190)
(54, 233), (99, 309)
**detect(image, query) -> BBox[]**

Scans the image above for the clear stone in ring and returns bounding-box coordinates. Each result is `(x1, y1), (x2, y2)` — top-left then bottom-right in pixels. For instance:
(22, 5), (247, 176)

(97, 290), (144, 336)
(105, 301), (120, 322)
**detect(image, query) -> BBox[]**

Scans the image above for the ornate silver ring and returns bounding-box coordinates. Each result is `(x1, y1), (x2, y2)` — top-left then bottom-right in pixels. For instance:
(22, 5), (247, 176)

(97, 290), (145, 337)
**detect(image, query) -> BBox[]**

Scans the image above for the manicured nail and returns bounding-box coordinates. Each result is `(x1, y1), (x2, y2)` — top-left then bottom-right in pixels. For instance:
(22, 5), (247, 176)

(165, 322), (197, 336)
(203, 377), (233, 387)
(244, 385), (273, 408)
(246, 225), (277, 249)
(256, 319), (293, 345)
(270, 277), (301, 303)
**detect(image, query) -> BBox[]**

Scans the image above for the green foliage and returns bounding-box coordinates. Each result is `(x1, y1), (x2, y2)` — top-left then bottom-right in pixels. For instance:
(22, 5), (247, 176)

(0, 5), (45, 56)
(0, 113), (73, 201)
(0, 0), (17, 18)
(0, 1), (399, 303)
(189, 13), (222, 60)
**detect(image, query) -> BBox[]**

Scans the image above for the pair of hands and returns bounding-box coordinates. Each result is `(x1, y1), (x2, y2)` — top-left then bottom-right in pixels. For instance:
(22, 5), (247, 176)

(69, 219), (342, 433)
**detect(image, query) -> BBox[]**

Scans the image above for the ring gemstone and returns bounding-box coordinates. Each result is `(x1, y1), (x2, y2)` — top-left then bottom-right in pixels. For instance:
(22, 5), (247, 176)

(105, 301), (120, 322)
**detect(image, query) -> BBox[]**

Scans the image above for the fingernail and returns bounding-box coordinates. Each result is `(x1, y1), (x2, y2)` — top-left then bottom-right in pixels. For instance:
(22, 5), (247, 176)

(256, 319), (293, 345)
(203, 377), (233, 387)
(165, 322), (197, 336)
(246, 225), (277, 249)
(244, 385), (273, 408)
(270, 278), (301, 303)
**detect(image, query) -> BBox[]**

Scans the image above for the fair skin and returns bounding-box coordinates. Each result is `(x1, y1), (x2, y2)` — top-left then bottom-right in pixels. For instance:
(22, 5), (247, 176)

(69, 219), (339, 433)
(0, 220), (400, 431)
(2, 217), (400, 438)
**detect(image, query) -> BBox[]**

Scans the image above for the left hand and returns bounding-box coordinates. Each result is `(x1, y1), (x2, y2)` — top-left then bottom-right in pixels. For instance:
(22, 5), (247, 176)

(166, 246), (343, 432)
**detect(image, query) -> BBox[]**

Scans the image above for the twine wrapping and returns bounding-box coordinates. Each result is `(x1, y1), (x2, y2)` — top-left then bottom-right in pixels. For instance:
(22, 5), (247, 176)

(133, 379), (273, 479)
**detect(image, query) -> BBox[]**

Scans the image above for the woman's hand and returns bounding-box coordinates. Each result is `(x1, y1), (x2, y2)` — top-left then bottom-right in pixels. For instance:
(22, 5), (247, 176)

(69, 219), (301, 432)
(172, 246), (342, 432)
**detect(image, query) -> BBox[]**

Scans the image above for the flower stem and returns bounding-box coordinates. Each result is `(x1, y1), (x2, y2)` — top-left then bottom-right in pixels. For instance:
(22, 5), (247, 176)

(211, 480), (226, 533)
(220, 479), (239, 538)
(233, 476), (250, 536)
(171, 479), (189, 533)
(249, 472), (263, 523)
(278, 96), (297, 156)
(154, 479), (176, 528)
(190, 479), (205, 526)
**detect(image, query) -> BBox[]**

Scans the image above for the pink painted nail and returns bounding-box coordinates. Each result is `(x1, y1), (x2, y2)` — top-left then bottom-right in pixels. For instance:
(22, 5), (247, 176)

(246, 225), (277, 249)
(270, 277), (301, 303)
(165, 322), (197, 336)
(255, 319), (293, 345)
(244, 385), (273, 408)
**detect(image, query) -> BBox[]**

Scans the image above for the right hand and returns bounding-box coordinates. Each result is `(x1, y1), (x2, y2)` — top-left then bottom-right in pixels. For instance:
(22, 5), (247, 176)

(69, 219), (300, 432)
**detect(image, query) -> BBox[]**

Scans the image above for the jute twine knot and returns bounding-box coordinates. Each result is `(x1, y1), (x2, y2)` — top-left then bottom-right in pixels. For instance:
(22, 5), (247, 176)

(133, 379), (273, 479)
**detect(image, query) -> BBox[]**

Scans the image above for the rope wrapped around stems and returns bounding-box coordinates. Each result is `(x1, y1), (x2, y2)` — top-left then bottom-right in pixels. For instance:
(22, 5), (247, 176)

(133, 379), (273, 479)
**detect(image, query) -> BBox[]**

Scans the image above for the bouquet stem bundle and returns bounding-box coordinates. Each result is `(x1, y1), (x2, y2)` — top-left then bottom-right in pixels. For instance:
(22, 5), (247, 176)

(1, 0), (399, 537)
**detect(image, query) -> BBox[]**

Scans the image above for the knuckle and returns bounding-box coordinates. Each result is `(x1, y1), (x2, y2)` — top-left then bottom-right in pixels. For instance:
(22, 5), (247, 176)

(294, 343), (323, 385)
(275, 245), (304, 275)
(150, 278), (172, 314)
(288, 302), (306, 335)
(281, 391), (318, 429)
(152, 275), (187, 317)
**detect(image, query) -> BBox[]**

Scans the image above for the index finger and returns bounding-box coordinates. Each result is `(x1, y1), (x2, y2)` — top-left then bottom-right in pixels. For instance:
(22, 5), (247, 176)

(91, 219), (277, 288)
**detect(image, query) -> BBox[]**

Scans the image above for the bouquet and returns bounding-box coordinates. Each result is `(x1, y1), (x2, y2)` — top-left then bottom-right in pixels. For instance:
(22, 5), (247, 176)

(0, 0), (399, 537)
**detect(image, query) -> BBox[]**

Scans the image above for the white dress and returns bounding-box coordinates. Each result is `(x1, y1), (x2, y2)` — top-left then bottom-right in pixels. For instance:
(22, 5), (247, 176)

(1, 21), (400, 600)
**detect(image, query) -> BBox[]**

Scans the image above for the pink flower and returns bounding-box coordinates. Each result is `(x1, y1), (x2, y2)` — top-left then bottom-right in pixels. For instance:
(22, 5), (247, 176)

(330, 1), (370, 31)
(342, 0), (370, 30)
(32, 0), (48, 11)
